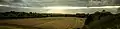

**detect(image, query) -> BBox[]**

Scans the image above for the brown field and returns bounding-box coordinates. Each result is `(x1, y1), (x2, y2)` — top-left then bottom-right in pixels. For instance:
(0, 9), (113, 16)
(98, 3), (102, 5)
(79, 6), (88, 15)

(0, 17), (86, 29)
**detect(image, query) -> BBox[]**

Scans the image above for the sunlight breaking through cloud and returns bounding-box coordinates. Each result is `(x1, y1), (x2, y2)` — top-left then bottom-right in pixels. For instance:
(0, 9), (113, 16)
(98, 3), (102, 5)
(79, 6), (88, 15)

(0, 4), (119, 14)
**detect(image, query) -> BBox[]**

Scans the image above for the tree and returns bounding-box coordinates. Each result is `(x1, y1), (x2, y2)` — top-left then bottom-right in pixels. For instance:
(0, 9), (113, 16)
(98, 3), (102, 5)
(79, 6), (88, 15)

(0, 0), (4, 2)
(94, 11), (101, 15)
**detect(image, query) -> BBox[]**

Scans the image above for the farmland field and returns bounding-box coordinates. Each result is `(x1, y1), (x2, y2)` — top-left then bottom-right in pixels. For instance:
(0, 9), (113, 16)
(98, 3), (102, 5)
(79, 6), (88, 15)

(0, 17), (86, 29)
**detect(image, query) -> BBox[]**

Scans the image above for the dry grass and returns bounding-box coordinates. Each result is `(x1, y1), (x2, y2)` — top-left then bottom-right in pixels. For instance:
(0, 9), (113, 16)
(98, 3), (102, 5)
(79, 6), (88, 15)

(0, 17), (86, 29)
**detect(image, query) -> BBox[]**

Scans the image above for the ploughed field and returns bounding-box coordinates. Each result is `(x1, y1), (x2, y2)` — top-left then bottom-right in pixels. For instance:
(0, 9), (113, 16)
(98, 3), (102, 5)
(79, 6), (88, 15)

(0, 17), (86, 29)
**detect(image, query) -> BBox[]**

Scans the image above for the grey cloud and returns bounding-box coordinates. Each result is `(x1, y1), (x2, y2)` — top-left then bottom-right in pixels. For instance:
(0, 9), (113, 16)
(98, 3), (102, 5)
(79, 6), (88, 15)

(0, 0), (118, 14)
(0, 6), (18, 12)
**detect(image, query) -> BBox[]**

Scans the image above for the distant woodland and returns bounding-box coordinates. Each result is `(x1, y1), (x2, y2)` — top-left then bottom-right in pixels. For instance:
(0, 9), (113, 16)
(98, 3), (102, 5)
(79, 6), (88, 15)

(0, 11), (86, 18)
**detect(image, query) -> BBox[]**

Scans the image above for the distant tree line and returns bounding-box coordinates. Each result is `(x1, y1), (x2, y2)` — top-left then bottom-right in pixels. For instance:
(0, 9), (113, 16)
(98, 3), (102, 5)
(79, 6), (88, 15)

(0, 11), (86, 19)
(0, 11), (42, 18)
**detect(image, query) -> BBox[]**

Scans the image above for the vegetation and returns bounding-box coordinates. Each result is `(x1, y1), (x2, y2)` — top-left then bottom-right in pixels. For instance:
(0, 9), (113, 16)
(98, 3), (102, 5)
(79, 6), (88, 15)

(1, 10), (120, 29)
(84, 10), (120, 29)
(0, 27), (11, 29)
(0, 11), (86, 19)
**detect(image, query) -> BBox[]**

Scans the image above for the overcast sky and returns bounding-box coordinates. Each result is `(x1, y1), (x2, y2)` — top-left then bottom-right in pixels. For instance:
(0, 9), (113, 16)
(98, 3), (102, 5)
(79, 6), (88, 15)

(0, 0), (119, 14)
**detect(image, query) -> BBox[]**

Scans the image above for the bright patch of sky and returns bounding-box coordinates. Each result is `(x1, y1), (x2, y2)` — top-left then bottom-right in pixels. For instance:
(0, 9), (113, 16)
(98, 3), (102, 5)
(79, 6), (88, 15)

(0, 0), (119, 14)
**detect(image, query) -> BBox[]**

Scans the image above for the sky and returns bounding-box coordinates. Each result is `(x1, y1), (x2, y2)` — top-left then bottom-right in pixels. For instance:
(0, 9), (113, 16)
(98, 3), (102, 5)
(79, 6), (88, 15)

(0, 0), (119, 14)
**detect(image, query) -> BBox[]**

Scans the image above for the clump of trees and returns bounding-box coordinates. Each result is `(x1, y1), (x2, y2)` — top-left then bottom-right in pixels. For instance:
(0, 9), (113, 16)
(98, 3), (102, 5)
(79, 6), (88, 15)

(84, 10), (120, 29)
